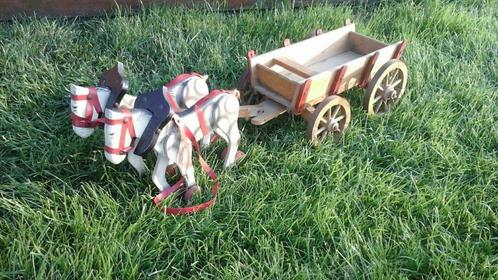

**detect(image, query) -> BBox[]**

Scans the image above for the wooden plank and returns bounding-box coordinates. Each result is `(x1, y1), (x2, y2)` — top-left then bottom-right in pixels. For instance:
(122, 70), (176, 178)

(250, 23), (356, 87)
(253, 85), (291, 109)
(1, 0), (367, 20)
(359, 51), (379, 88)
(255, 64), (300, 101)
(247, 100), (287, 125)
(0, 0), (261, 20)
(307, 51), (361, 72)
(328, 65), (347, 95)
(272, 57), (319, 78)
(349, 32), (388, 55)
(392, 40), (408, 59)
(293, 79), (312, 114)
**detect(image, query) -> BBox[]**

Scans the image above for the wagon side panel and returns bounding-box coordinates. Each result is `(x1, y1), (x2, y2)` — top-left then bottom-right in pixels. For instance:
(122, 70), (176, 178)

(249, 24), (356, 88)
(256, 64), (300, 102)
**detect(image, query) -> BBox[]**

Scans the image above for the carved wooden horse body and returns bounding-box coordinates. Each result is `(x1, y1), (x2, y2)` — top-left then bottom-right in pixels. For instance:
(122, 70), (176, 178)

(103, 90), (241, 199)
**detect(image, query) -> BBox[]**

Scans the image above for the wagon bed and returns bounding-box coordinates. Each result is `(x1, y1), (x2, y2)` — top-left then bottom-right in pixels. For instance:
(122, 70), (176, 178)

(238, 20), (408, 142)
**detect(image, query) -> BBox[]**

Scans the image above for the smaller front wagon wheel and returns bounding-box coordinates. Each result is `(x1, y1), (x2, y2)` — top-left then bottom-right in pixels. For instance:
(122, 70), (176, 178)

(306, 95), (351, 143)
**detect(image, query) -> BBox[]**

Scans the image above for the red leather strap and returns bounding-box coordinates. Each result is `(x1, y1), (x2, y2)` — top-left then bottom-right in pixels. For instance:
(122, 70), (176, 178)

(165, 72), (202, 88)
(71, 87), (103, 128)
(71, 113), (99, 128)
(164, 92), (180, 113)
(102, 108), (136, 155)
(153, 115), (218, 215)
(195, 105), (209, 137)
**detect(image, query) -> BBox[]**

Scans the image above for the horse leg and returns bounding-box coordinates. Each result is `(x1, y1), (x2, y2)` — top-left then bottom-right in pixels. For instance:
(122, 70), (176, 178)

(200, 132), (211, 150)
(152, 156), (171, 191)
(127, 151), (146, 176)
(174, 138), (200, 203)
(215, 124), (240, 169)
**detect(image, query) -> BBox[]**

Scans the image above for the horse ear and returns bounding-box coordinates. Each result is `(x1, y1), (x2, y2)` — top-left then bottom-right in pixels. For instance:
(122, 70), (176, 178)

(69, 84), (77, 95)
(201, 75), (208, 81)
(69, 84), (86, 95)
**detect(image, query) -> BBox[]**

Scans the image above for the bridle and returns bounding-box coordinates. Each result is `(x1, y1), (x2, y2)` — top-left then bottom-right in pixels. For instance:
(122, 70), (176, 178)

(70, 87), (104, 128)
(101, 108), (136, 155)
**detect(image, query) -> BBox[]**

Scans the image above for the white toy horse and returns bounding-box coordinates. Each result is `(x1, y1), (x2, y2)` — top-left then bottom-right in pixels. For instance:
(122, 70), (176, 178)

(69, 74), (210, 175)
(103, 89), (241, 200)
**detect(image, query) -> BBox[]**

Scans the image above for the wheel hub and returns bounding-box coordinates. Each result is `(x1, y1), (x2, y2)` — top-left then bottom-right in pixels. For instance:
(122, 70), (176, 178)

(382, 85), (397, 101)
(326, 119), (340, 132)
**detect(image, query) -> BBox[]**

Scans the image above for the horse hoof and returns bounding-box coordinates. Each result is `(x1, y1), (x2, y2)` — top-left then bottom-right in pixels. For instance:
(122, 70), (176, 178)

(220, 148), (246, 161)
(166, 165), (177, 177)
(183, 185), (201, 204)
(210, 134), (220, 144)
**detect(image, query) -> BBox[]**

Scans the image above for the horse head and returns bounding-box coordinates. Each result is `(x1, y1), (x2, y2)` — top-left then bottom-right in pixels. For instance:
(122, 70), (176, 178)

(69, 84), (111, 138)
(103, 107), (151, 164)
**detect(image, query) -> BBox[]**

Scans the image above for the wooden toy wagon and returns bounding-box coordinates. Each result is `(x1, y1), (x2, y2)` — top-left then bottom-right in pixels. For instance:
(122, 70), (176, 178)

(238, 19), (408, 142)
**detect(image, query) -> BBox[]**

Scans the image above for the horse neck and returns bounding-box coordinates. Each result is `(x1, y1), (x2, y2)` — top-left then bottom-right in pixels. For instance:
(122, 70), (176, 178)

(131, 109), (152, 139)
(96, 87), (110, 112)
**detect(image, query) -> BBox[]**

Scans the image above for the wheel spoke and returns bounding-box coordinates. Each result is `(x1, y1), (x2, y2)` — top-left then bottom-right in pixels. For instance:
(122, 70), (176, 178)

(320, 118), (327, 125)
(317, 127), (327, 137)
(389, 69), (399, 84)
(373, 95), (382, 104)
(391, 79), (402, 87)
(331, 106), (340, 119)
(327, 108), (332, 119)
(375, 100), (383, 113)
(333, 115), (345, 123)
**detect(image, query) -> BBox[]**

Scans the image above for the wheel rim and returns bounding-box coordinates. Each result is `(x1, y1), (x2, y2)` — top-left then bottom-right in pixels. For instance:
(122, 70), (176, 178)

(365, 59), (407, 115)
(307, 96), (351, 143)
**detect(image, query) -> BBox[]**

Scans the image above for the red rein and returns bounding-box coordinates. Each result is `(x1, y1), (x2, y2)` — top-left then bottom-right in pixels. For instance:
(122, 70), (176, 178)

(70, 87), (103, 128)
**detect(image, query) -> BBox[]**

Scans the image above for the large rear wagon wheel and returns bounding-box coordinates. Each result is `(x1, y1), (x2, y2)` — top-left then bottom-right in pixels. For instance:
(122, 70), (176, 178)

(237, 69), (262, 105)
(307, 96), (351, 143)
(363, 59), (408, 115)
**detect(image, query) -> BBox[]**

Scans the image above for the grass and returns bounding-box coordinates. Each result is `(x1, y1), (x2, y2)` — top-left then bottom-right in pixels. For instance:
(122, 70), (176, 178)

(1, 0), (497, 278)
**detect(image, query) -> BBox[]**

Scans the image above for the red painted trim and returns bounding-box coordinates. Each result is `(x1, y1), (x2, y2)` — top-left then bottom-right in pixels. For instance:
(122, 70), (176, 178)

(294, 79), (312, 115)
(246, 49), (255, 81)
(328, 65), (347, 96)
(392, 40), (408, 60)
(359, 51), (379, 88)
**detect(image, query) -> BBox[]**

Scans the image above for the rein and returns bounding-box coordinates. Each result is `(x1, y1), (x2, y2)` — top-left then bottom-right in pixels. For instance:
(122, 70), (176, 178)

(152, 89), (224, 215)
(71, 87), (104, 128)
(101, 108), (137, 155)
(153, 116), (219, 215)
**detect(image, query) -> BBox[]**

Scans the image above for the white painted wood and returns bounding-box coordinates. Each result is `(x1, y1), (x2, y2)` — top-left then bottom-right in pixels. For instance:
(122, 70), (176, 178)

(103, 91), (241, 191)
(69, 75), (210, 176)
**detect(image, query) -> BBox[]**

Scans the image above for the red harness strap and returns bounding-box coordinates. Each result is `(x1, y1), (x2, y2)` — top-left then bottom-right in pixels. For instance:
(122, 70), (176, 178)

(102, 108), (136, 155)
(153, 90), (226, 215)
(163, 72), (203, 113)
(153, 118), (219, 215)
(71, 87), (103, 128)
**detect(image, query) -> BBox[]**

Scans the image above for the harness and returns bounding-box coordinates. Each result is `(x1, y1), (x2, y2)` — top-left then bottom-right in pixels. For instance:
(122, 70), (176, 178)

(152, 89), (224, 214)
(70, 87), (103, 128)
(132, 72), (204, 156)
(163, 72), (203, 113)
(101, 108), (136, 155)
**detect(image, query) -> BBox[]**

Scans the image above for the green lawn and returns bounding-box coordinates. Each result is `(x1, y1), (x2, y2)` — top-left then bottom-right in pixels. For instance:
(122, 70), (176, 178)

(1, 0), (497, 278)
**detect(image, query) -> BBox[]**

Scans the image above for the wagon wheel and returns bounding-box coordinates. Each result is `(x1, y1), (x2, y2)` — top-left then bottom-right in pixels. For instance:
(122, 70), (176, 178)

(237, 69), (262, 105)
(363, 59), (408, 115)
(307, 96), (351, 143)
